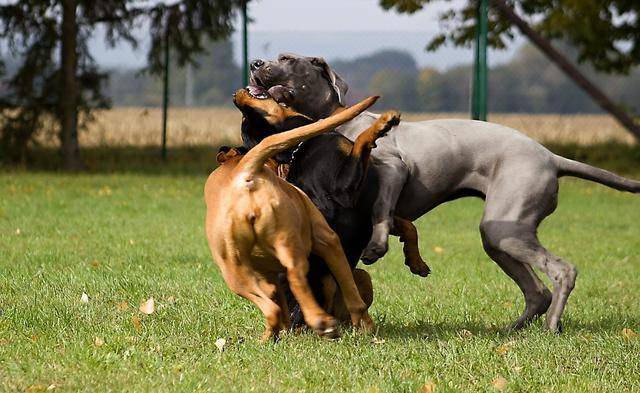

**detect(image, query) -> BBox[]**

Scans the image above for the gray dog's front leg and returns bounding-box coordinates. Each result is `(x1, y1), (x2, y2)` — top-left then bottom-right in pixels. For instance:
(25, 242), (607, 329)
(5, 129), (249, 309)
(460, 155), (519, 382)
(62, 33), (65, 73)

(361, 158), (408, 264)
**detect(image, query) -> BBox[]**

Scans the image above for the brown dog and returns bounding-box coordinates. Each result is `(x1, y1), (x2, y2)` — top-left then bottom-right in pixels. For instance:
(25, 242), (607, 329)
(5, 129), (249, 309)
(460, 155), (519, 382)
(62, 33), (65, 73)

(204, 91), (378, 341)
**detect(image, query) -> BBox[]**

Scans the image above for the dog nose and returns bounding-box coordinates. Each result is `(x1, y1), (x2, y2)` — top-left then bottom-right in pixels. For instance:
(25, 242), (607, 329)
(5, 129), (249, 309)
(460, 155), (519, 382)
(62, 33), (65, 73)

(250, 59), (264, 71)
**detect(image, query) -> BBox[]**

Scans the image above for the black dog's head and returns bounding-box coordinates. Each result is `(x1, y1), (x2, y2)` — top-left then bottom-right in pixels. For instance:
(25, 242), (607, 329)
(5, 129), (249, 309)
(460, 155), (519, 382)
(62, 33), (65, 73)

(249, 53), (348, 120)
(233, 86), (314, 163)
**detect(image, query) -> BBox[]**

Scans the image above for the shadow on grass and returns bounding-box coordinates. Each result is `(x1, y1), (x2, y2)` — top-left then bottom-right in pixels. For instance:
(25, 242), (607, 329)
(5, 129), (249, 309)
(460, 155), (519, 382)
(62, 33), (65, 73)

(1, 141), (640, 176)
(1, 144), (233, 175)
(376, 314), (640, 339)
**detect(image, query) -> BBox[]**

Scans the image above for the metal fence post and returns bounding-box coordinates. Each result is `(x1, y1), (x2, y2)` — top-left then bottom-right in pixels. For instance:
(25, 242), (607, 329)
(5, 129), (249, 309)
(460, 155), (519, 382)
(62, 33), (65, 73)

(472, 0), (488, 121)
(242, 0), (249, 86)
(161, 27), (170, 161)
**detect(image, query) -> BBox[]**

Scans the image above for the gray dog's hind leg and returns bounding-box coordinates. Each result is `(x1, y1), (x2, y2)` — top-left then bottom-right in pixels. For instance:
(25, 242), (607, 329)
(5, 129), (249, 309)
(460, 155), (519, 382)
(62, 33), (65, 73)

(480, 222), (553, 330)
(361, 157), (408, 264)
(491, 229), (576, 333)
(480, 171), (577, 332)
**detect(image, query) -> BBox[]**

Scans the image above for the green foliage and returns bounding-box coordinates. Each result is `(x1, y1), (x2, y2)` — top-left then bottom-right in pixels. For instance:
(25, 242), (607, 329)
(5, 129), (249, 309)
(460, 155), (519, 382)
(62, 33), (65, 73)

(332, 49), (419, 100)
(0, 1), (242, 164)
(0, 1), (113, 163)
(418, 43), (640, 113)
(379, 0), (640, 73)
(369, 69), (421, 111)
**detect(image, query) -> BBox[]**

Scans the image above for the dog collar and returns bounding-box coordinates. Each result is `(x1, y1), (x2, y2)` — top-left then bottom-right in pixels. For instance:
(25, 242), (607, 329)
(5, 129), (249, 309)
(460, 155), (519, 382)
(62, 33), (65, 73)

(288, 141), (305, 166)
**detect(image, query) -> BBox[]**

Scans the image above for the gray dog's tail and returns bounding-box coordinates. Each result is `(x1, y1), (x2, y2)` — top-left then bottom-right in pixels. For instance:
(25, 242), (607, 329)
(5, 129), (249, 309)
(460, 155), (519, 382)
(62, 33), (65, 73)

(554, 155), (640, 193)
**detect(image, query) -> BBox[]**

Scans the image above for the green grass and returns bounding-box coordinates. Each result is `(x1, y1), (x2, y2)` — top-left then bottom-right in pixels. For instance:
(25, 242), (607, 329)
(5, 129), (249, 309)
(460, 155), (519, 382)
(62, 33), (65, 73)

(1, 171), (639, 392)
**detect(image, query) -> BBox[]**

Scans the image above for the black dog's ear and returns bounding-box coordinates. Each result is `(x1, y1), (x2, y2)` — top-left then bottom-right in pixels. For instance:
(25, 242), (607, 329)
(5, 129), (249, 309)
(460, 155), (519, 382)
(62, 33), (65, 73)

(308, 57), (348, 106)
(280, 114), (314, 131)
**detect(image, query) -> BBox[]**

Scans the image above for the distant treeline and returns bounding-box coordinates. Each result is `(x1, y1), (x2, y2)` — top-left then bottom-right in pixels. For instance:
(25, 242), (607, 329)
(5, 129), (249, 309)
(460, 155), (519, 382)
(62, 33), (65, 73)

(104, 40), (640, 114)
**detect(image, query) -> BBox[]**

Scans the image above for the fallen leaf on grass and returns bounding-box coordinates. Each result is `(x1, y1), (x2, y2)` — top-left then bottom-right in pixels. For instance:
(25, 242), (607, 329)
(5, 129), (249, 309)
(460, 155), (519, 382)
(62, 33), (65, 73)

(215, 338), (226, 352)
(116, 301), (129, 311)
(621, 328), (638, 340)
(132, 315), (142, 332)
(496, 341), (515, 356)
(98, 186), (112, 196)
(370, 337), (386, 344)
(172, 364), (183, 374)
(25, 384), (47, 393)
(94, 337), (104, 347)
(491, 376), (507, 391)
(433, 246), (444, 254)
(421, 381), (437, 393)
(139, 297), (155, 314)
(496, 344), (509, 356)
(80, 292), (89, 303)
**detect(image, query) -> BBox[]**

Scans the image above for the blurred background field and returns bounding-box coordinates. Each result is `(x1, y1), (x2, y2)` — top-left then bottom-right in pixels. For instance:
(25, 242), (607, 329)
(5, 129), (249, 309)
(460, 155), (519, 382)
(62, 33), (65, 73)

(68, 108), (635, 148)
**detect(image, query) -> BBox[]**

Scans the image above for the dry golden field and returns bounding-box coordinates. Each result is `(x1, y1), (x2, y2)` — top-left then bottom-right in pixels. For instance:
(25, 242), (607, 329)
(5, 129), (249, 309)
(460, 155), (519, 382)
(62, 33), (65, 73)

(62, 107), (636, 147)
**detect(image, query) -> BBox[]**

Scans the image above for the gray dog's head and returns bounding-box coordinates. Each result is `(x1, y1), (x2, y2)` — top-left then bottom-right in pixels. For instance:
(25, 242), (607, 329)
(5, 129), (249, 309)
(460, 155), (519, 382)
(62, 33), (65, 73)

(249, 53), (348, 120)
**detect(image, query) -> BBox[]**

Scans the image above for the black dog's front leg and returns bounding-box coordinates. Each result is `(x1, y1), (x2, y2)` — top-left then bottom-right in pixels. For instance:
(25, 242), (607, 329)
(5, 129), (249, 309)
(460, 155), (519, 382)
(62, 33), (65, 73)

(361, 156), (408, 264)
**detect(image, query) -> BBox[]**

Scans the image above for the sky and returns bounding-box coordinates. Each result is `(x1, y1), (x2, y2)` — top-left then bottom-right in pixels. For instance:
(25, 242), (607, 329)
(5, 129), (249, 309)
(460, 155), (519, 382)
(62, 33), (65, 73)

(90, 0), (523, 70)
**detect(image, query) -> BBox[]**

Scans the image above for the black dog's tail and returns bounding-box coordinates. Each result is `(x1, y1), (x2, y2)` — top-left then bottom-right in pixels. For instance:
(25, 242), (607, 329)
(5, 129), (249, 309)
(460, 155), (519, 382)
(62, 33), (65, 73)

(554, 155), (640, 193)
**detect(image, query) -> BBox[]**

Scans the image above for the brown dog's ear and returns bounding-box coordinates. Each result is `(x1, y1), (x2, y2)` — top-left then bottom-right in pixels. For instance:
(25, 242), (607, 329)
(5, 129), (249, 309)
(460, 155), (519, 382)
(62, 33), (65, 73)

(308, 57), (348, 106)
(216, 146), (244, 164)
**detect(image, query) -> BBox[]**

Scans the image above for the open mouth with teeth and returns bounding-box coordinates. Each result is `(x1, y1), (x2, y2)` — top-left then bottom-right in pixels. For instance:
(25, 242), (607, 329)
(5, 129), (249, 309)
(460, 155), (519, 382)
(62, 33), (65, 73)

(246, 85), (270, 100)
(249, 74), (294, 105)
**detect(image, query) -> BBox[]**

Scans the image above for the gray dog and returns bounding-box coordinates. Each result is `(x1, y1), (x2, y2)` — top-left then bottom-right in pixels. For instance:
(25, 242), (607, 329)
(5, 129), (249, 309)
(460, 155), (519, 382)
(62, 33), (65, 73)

(249, 53), (640, 332)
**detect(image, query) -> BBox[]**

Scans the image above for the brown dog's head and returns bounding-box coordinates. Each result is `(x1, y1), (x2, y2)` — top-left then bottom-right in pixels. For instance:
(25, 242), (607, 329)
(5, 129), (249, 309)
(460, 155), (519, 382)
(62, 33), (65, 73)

(234, 87), (313, 163)
(248, 53), (348, 120)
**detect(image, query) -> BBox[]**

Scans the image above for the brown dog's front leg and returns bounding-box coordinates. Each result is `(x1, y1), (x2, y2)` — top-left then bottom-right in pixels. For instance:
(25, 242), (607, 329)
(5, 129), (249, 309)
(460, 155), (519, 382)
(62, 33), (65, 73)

(392, 216), (431, 277)
(307, 209), (375, 332)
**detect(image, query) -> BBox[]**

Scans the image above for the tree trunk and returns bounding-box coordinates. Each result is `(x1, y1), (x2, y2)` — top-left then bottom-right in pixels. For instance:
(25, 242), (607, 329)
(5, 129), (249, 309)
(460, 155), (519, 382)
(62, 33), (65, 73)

(60, 0), (83, 170)
(490, 0), (640, 142)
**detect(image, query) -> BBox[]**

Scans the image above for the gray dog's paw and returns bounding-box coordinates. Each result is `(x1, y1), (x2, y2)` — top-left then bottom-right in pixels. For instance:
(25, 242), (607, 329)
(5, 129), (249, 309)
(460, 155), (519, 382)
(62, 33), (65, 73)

(361, 240), (389, 265)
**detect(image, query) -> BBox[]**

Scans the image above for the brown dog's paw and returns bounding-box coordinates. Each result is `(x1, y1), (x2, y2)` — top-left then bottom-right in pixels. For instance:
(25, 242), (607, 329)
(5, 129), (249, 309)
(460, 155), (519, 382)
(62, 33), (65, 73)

(405, 257), (431, 278)
(354, 312), (376, 333)
(313, 316), (340, 339)
(378, 110), (401, 130)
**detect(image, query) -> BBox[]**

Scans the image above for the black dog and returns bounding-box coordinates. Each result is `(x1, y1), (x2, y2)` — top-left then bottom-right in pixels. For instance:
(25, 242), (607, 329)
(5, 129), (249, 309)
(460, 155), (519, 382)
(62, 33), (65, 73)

(235, 85), (429, 324)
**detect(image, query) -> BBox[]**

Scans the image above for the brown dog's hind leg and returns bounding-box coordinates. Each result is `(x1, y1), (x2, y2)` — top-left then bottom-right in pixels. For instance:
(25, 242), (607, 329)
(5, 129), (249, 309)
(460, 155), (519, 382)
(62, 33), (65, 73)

(391, 216), (431, 277)
(274, 242), (340, 339)
(332, 269), (374, 323)
(217, 257), (286, 342)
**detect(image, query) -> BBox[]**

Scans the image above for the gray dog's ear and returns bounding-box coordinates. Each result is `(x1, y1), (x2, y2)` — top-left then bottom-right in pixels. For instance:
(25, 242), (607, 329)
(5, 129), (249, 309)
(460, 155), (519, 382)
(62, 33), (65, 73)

(308, 57), (348, 106)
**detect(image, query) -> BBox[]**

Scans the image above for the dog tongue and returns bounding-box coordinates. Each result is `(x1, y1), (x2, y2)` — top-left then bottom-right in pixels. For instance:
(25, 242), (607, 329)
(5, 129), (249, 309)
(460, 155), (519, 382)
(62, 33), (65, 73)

(268, 85), (295, 104)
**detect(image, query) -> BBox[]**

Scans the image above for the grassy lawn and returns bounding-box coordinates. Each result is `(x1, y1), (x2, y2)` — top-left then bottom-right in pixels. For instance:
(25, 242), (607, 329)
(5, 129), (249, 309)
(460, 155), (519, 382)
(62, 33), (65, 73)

(1, 171), (639, 392)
